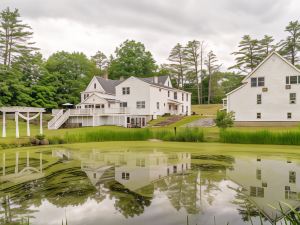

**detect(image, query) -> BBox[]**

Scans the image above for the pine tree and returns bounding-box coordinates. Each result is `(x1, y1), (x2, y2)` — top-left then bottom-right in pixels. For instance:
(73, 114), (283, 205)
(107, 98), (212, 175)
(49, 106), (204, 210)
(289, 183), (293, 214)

(0, 7), (38, 68)
(184, 40), (206, 104)
(258, 35), (275, 60)
(278, 20), (300, 65)
(168, 43), (186, 89)
(229, 35), (260, 74)
(205, 51), (221, 104)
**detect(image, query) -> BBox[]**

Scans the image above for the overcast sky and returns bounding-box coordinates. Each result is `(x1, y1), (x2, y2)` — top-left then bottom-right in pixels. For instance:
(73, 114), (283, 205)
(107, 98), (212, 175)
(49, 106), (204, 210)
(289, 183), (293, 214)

(2, 0), (300, 69)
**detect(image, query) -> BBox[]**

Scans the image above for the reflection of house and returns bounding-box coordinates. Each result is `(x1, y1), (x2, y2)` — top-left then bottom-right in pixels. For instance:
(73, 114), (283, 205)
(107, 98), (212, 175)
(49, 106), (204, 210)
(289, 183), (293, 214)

(227, 157), (300, 222)
(115, 152), (191, 191)
(63, 150), (191, 193)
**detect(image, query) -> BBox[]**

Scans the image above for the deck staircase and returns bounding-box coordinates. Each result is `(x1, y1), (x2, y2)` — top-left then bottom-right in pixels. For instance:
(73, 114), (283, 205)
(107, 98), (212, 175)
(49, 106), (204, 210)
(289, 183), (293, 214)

(48, 109), (71, 130)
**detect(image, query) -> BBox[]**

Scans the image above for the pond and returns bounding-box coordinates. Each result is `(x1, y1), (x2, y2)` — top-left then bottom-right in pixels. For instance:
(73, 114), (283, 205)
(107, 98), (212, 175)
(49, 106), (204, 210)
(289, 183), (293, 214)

(0, 142), (300, 225)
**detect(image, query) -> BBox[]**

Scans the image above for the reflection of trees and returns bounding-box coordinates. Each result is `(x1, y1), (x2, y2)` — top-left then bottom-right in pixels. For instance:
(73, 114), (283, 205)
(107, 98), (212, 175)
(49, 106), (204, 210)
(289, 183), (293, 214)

(107, 181), (152, 218)
(161, 173), (200, 214)
(0, 166), (97, 224)
(191, 155), (234, 206)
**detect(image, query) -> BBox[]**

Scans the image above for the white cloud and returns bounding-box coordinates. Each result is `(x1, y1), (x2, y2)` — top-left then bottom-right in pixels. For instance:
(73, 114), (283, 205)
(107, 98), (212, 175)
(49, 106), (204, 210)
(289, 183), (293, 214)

(2, 0), (300, 69)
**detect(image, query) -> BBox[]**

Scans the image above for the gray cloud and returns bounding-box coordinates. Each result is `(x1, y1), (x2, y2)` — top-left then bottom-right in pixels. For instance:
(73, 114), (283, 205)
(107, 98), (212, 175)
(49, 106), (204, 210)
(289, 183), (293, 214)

(1, 0), (300, 68)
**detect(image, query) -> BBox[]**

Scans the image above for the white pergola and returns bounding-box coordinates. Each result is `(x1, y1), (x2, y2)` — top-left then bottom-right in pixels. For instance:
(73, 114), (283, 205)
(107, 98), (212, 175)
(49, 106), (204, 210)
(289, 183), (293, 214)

(0, 107), (45, 138)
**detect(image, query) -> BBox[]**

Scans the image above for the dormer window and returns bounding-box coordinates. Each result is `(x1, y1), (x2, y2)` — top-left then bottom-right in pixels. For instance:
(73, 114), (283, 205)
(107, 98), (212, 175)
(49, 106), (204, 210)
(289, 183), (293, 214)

(94, 83), (96, 89)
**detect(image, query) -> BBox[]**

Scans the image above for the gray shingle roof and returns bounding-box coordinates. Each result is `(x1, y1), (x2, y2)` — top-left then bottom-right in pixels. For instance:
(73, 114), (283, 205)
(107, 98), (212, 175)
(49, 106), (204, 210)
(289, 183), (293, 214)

(140, 75), (169, 85)
(95, 77), (123, 94)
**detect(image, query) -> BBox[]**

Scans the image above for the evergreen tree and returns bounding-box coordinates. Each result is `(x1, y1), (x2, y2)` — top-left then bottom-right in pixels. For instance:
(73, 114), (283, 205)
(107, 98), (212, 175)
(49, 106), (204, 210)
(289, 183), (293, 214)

(205, 51), (220, 104)
(0, 7), (38, 68)
(278, 20), (300, 65)
(168, 43), (186, 88)
(229, 35), (260, 74)
(184, 40), (205, 104)
(258, 35), (275, 60)
(108, 40), (157, 79)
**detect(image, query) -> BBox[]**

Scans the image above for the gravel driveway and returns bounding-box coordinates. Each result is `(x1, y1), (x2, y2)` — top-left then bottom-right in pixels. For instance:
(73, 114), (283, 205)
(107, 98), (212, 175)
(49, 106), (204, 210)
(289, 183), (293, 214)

(185, 118), (215, 127)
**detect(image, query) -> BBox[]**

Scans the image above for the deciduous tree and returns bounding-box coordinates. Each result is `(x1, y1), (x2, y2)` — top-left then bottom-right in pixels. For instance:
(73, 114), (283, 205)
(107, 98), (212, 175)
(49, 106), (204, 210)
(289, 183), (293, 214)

(108, 40), (157, 79)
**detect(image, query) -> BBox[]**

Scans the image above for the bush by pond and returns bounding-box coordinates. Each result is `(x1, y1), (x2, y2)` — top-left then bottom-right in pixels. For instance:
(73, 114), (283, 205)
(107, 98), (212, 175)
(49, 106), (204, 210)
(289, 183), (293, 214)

(220, 130), (300, 145)
(48, 128), (204, 144)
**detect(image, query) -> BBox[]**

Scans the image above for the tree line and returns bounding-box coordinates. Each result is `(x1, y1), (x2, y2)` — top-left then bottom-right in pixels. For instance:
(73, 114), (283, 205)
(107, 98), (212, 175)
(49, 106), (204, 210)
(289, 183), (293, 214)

(0, 7), (299, 109)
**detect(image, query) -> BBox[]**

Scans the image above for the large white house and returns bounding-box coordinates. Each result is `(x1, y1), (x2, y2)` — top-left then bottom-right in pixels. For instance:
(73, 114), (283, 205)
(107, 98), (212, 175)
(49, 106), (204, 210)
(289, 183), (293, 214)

(48, 75), (191, 129)
(224, 52), (300, 125)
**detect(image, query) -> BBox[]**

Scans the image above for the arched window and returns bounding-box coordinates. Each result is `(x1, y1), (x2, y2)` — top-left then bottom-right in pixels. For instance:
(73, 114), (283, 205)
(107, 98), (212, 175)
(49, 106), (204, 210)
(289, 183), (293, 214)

(94, 83), (96, 89)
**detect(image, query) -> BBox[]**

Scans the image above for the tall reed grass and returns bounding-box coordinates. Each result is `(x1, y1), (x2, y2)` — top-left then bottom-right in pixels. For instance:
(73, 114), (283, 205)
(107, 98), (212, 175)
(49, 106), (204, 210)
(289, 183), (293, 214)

(220, 130), (300, 145)
(48, 128), (204, 144)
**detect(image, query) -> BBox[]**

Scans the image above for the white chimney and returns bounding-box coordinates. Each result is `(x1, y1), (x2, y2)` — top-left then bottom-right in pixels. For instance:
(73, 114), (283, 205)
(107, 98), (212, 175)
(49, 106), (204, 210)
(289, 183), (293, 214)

(153, 76), (158, 83)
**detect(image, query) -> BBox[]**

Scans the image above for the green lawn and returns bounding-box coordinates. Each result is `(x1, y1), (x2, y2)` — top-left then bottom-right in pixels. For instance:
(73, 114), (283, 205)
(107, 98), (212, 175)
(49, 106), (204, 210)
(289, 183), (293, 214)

(1, 104), (300, 146)
(191, 104), (222, 116)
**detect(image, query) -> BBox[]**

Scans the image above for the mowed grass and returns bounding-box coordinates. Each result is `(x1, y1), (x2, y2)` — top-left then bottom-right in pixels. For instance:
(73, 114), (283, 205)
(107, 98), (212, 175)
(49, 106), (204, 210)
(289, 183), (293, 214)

(1, 104), (300, 147)
(191, 104), (222, 116)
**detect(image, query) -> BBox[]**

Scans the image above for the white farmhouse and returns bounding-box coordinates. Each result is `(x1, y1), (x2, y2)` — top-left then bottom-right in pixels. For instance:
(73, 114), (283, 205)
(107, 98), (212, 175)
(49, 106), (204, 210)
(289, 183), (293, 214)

(224, 52), (300, 125)
(48, 75), (191, 129)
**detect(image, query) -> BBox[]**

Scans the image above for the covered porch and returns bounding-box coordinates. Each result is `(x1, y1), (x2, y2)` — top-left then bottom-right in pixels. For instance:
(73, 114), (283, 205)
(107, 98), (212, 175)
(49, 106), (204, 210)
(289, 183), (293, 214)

(126, 116), (148, 128)
(167, 99), (182, 115)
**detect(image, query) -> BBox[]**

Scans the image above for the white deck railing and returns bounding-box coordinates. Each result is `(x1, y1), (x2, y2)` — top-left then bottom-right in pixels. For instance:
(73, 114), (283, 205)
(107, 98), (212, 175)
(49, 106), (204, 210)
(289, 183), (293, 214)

(69, 108), (129, 116)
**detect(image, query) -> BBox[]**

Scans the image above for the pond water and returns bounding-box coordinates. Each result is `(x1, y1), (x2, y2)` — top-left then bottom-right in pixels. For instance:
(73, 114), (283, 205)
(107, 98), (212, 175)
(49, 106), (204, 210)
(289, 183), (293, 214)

(0, 144), (300, 225)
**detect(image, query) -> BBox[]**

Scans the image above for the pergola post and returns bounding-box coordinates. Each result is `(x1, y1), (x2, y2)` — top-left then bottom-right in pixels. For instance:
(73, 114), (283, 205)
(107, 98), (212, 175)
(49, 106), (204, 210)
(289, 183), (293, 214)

(40, 112), (43, 135)
(15, 152), (19, 174)
(26, 151), (30, 167)
(2, 111), (6, 138)
(15, 111), (19, 138)
(2, 153), (5, 176)
(26, 112), (30, 137)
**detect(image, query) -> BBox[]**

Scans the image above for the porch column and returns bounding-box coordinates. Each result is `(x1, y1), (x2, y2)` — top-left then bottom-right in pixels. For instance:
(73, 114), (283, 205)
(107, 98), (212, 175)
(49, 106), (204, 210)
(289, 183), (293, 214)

(40, 112), (43, 135)
(15, 112), (19, 138)
(2, 111), (6, 138)
(26, 112), (30, 137)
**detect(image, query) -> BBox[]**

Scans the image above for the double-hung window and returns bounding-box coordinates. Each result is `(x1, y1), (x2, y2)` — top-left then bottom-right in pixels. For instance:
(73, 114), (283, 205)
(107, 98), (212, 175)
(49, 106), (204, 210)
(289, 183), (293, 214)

(290, 93), (296, 104)
(137, 101), (145, 109)
(122, 87), (130, 95)
(120, 102), (127, 107)
(156, 102), (160, 110)
(174, 92), (177, 100)
(251, 77), (265, 87)
(257, 94), (262, 104)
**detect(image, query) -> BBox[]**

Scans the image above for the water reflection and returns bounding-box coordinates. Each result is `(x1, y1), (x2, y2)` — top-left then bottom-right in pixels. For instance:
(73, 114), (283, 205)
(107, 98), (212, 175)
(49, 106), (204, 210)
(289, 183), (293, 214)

(0, 148), (299, 225)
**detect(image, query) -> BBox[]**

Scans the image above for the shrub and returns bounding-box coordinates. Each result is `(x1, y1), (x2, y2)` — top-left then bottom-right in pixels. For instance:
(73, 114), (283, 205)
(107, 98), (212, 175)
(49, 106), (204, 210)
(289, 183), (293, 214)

(215, 111), (234, 129)
(35, 134), (46, 140)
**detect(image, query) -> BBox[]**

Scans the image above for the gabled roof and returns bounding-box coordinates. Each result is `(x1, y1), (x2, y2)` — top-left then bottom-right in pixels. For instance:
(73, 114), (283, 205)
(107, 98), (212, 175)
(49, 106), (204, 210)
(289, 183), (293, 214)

(242, 51), (300, 83)
(227, 52), (300, 97)
(140, 75), (169, 85)
(95, 77), (124, 94)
